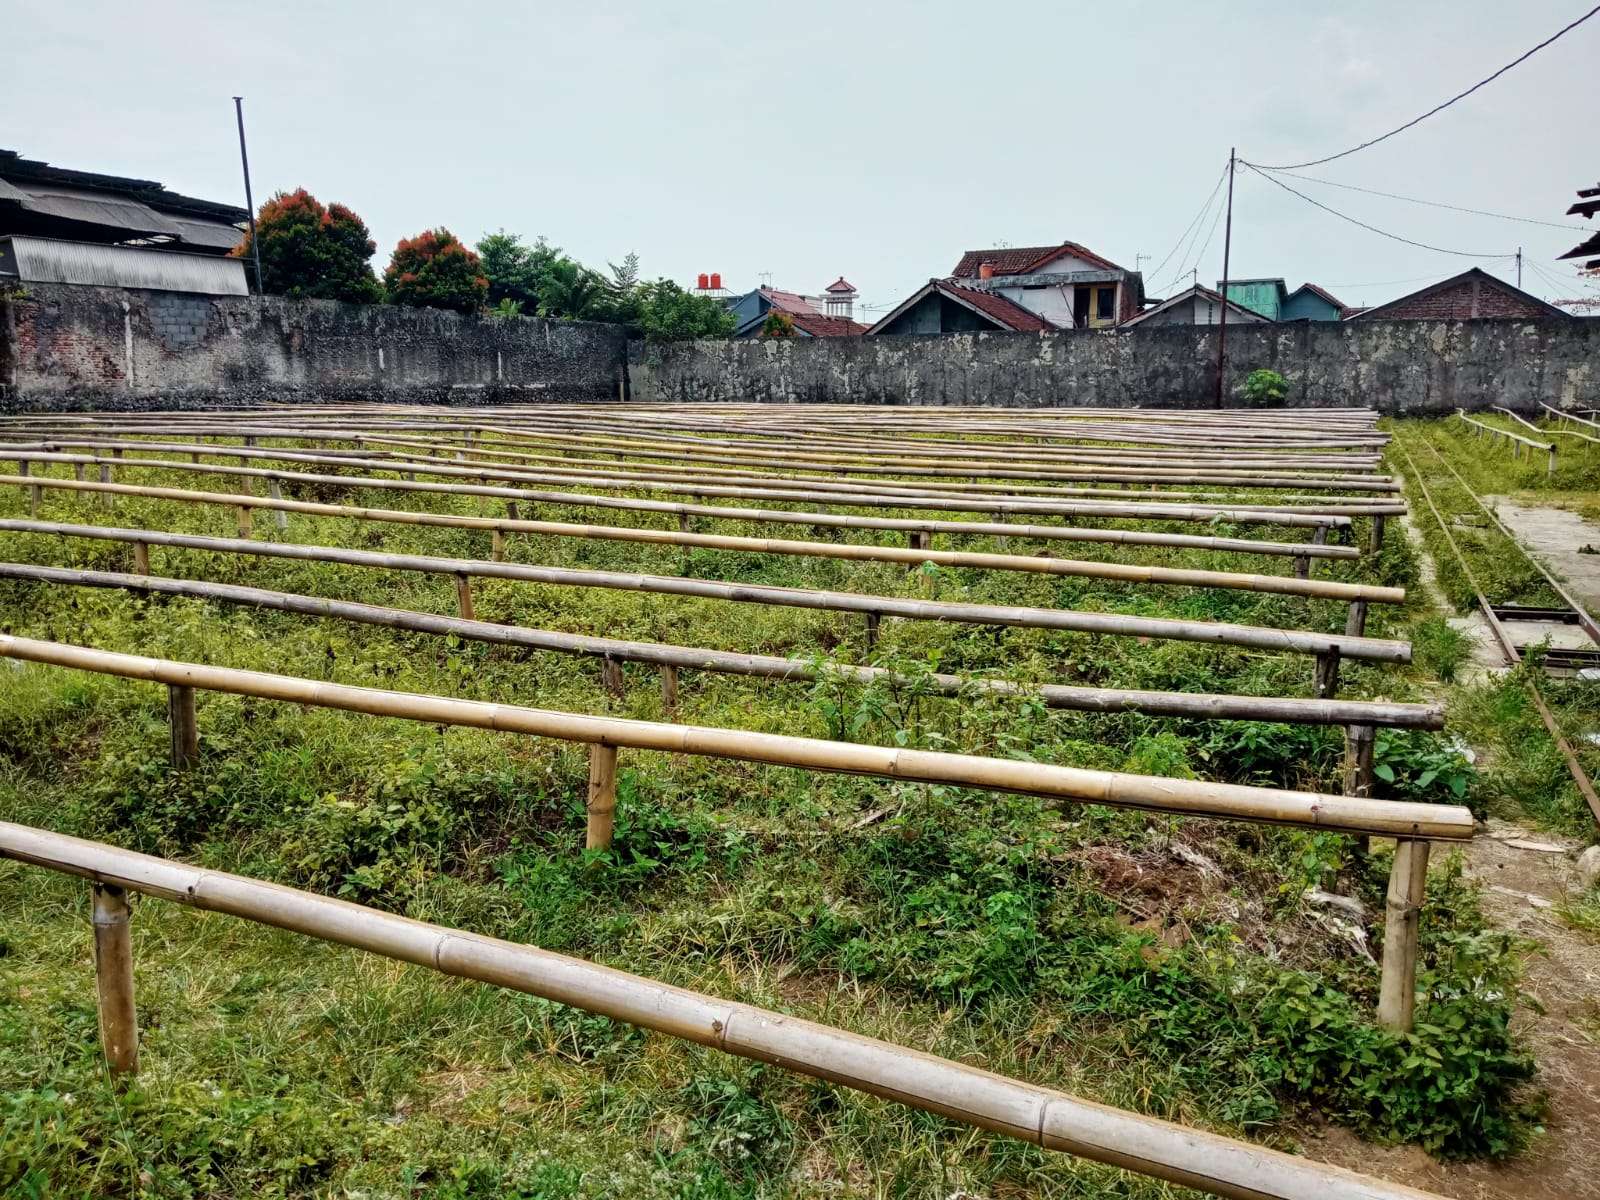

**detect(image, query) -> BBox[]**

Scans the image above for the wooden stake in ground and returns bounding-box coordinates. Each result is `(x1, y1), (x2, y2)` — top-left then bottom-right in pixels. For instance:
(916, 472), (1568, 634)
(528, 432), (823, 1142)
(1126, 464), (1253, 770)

(1378, 839), (1430, 1031)
(586, 743), (619, 855)
(168, 684), (199, 768)
(91, 883), (139, 1077)
(660, 664), (679, 719)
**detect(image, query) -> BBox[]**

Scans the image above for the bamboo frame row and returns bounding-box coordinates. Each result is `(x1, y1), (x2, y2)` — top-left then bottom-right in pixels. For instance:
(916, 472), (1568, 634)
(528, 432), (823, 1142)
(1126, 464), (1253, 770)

(0, 561), (1442, 729)
(0, 821), (1447, 1200)
(0, 519), (1414, 662)
(1, 473), (1405, 605)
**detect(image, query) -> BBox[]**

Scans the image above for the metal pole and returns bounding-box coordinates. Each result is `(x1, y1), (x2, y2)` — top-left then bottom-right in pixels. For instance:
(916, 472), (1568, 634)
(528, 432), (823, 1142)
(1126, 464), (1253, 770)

(1516, 247), (1522, 289)
(233, 96), (264, 296)
(1213, 149), (1236, 410)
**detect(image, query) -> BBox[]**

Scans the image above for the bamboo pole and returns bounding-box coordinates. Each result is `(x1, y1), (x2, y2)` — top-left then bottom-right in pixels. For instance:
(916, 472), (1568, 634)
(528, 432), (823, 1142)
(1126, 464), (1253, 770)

(1342, 724), (1375, 798)
(0, 519), (1414, 662)
(0, 474), (1403, 605)
(0, 634), (1471, 840)
(1344, 599), (1368, 638)
(236, 505), (253, 540)
(1378, 839), (1430, 1031)
(131, 541), (150, 576)
(268, 478), (289, 529)
(586, 744), (619, 854)
(1369, 513), (1386, 555)
(1313, 649), (1341, 700)
(91, 883), (139, 1078)
(0, 822), (1446, 1200)
(168, 684), (199, 768)
(601, 656), (626, 699)
(660, 664), (679, 718)
(454, 574), (476, 621)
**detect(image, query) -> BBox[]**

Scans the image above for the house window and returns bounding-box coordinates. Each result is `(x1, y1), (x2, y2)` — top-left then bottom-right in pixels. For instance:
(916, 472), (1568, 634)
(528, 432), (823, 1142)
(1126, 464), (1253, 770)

(1096, 286), (1116, 322)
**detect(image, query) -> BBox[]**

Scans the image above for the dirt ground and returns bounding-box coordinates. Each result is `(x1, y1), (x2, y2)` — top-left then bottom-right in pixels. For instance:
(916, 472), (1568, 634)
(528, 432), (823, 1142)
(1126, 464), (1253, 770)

(1300, 826), (1600, 1199)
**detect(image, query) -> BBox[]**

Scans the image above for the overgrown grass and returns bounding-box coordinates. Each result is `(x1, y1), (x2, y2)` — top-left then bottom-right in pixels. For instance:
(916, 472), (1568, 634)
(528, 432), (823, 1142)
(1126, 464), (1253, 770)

(0, 441), (1548, 1196)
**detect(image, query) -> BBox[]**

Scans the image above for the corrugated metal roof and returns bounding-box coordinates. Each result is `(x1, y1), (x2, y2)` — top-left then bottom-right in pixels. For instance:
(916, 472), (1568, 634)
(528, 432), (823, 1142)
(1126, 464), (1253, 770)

(7, 182), (187, 238)
(0, 235), (248, 294)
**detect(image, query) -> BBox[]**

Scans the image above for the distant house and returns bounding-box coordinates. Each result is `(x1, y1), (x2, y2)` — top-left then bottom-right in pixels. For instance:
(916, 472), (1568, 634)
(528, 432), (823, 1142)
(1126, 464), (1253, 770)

(1121, 283), (1268, 329)
(1347, 268), (1569, 321)
(0, 148), (248, 295)
(728, 279), (867, 337)
(870, 239), (1144, 335)
(865, 279), (1055, 336)
(1219, 278), (1345, 322)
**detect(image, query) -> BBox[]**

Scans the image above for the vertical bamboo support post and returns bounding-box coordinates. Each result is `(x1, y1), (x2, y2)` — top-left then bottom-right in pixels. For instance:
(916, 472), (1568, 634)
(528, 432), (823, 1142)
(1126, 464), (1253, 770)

(601, 656), (626, 699)
(505, 501), (520, 522)
(131, 541), (150, 576)
(236, 506), (253, 540)
(1313, 648), (1340, 699)
(660, 664), (679, 719)
(1378, 838), (1430, 1031)
(454, 574), (476, 621)
(678, 511), (692, 535)
(91, 883), (139, 1078)
(994, 510), (1009, 550)
(864, 612), (880, 655)
(1345, 598), (1368, 638)
(491, 530), (507, 562)
(1369, 513), (1387, 555)
(99, 464), (113, 508)
(74, 463), (86, 482)
(268, 479), (288, 529)
(1342, 723), (1375, 798)
(1549, 446), (1557, 478)
(29, 483), (41, 518)
(168, 684), (198, 768)
(586, 743), (619, 856)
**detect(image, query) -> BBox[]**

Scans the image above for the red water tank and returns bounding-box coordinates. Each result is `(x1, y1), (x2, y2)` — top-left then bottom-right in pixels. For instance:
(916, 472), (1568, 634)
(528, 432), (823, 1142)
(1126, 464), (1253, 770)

(710, 272), (722, 290)
(697, 273), (710, 290)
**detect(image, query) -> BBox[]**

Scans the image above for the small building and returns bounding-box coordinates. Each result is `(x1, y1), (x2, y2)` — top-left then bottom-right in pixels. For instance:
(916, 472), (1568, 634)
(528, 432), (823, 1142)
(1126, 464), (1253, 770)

(946, 240), (1144, 328)
(728, 284), (867, 337)
(1347, 267), (1570, 321)
(0, 149), (247, 294)
(1281, 282), (1346, 322)
(865, 279), (1054, 336)
(1121, 283), (1269, 329)
(1219, 278), (1345, 322)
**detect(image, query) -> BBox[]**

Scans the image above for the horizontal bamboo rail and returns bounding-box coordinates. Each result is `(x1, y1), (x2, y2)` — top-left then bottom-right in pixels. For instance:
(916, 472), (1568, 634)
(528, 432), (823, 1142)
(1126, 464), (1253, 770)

(0, 520), (1414, 662)
(0, 823), (1446, 1200)
(1540, 402), (1600, 435)
(0, 635), (1468, 838)
(0, 562), (1442, 729)
(0, 474), (1403, 604)
(0, 447), (1360, 561)
(1456, 411), (1556, 475)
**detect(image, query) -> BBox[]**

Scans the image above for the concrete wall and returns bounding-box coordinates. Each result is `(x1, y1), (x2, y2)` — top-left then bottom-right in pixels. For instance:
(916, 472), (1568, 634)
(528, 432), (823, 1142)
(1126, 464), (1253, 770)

(630, 317), (1600, 414)
(0, 283), (629, 411)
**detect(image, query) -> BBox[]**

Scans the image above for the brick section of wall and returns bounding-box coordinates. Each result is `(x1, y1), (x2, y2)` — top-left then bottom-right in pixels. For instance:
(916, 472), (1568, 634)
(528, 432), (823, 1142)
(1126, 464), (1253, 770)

(1372, 278), (1556, 321)
(629, 318), (1599, 415)
(0, 284), (630, 411)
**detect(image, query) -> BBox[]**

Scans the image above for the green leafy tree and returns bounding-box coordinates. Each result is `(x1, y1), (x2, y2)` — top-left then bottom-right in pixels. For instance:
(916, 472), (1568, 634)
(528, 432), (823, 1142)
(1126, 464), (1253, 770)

(608, 252), (641, 292)
(476, 231), (552, 310)
(536, 256), (609, 320)
(383, 228), (488, 313)
(635, 280), (737, 341)
(759, 311), (797, 338)
(231, 188), (381, 302)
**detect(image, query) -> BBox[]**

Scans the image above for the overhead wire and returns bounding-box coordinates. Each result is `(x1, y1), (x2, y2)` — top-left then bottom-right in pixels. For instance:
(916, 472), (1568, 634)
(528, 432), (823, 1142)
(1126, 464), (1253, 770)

(1252, 3), (1600, 170)
(1243, 168), (1590, 233)
(1243, 164), (1510, 258)
(1145, 163), (1229, 293)
(1325, 261), (1514, 291)
(1181, 180), (1230, 290)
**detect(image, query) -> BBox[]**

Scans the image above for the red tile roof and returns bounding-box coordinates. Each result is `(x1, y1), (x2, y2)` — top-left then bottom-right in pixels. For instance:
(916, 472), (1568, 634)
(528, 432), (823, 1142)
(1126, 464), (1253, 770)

(940, 282), (1056, 331)
(759, 288), (822, 315)
(950, 240), (1125, 278)
(825, 276), (856, 293)
(1296, 282), (1346, 309)
(786, 309), (869, 337)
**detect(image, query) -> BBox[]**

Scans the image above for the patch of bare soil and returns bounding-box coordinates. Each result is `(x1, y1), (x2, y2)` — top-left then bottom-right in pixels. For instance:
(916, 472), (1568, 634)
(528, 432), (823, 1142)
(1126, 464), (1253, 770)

(1298, 826), (1600, 1200)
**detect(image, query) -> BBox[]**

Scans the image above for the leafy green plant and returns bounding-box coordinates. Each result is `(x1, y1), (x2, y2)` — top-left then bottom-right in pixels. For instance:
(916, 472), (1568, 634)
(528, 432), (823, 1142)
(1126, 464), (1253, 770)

(1373, 730), (1477, 807)
(1238, 369), (1288, 406)
(231, 188), (382, 302)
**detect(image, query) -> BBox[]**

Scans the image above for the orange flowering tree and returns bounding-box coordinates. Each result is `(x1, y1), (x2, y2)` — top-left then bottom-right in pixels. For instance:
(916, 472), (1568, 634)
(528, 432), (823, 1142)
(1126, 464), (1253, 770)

(232, 189), (381, 303)
(383, 229), (489, 313)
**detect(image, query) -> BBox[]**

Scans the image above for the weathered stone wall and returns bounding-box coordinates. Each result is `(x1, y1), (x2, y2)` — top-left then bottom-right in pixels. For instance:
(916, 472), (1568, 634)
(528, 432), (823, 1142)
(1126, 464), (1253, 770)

(0, 284), (629, 411)
(629, 318), (1600, 414)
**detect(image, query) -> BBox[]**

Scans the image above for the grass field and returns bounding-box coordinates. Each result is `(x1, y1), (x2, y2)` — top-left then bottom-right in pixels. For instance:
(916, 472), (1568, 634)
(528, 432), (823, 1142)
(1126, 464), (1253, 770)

(0, 424), (1578, 1198)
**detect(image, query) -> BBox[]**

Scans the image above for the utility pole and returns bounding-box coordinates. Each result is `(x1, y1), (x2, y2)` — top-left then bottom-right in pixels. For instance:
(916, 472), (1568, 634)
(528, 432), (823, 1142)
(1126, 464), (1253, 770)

(1213, 148), (1236, 410)
(1516, 247), (1523, 288)
(233, 97), (263, 296)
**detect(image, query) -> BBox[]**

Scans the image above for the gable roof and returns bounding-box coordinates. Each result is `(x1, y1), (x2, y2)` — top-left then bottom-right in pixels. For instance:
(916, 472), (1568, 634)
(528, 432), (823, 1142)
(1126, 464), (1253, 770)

(1287, 282), (1345, 310)
(866, 279), (1057, 335)
(824, 276), (856, 293)
(950, 240), (1126, 278)
(759, 287), (822, 315)
(1121, 283), (1267, 329)
(1350, 267), (1570, 321)
(786, 309), (869, 337)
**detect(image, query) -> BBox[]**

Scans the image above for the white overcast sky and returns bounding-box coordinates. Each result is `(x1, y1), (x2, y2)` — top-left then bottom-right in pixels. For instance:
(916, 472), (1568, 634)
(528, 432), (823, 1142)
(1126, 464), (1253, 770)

(6, 0), (1595, 316)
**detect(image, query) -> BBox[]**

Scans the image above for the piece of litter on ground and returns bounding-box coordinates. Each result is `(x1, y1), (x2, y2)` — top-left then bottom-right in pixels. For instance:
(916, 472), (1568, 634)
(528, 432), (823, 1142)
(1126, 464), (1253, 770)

(1489, 884), (1555, 909)
(1501, 839), (1569, 853)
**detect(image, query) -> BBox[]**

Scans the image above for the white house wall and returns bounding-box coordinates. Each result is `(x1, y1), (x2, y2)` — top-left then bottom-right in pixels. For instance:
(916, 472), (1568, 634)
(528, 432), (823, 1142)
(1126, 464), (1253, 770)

(996, 284), (1075, 327)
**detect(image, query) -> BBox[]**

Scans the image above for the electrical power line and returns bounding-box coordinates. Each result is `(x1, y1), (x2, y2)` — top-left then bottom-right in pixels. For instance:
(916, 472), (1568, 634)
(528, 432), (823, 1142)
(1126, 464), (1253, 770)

(1182, 183), (1230, 289)
(1244, 164), (1510, 258)
(1253, 3), (1600, 171)
(1325, 260), (1515, 290)
(1244, 167), (1591, 232)
(1146, 163), (1229, 289)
